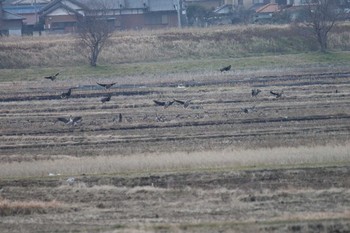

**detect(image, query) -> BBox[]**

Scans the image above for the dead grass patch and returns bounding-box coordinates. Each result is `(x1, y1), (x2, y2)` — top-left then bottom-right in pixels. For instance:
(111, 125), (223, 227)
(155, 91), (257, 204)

(0, 144), (349, 178)
(0, 198), (64, 216)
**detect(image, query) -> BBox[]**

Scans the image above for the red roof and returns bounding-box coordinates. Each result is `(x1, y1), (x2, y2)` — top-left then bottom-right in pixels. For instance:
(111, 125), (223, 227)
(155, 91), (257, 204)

(256, 3), (279, 13)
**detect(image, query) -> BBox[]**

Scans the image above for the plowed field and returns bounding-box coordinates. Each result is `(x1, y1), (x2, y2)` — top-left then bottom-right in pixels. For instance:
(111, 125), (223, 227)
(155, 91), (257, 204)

(0, 67), (350, 232)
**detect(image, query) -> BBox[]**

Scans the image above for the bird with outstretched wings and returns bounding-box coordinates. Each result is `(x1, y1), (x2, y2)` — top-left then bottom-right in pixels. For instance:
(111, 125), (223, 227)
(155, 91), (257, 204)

(153, 100), (174, 108)
(251, 89), (261, 97)
(173, 99), (191, 108)
(60, 88), (72, 99)
(44, 72), (60, 81)
(57, 116), (82, 126)
(270, 90), (283, 98)
(220, 65), (231, 72)
(97, 82), (116, 89)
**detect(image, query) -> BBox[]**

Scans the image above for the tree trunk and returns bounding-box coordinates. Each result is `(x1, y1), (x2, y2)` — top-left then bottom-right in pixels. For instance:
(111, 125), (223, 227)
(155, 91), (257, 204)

(317, 30), (328, 53)
(90, 44), (100, 67)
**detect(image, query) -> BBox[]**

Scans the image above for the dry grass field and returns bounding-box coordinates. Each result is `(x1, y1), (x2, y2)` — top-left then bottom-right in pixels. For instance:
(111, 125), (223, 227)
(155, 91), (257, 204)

(1, 26), (350, 232)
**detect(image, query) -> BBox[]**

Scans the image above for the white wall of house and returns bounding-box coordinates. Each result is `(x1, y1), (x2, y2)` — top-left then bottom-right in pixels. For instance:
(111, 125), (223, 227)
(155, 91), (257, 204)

(8, 27), (21, 35)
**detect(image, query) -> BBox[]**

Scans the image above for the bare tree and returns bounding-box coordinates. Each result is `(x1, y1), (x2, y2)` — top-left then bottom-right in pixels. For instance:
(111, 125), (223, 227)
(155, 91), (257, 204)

(76, 0), (115, 67)
(304, 0), (342, 52)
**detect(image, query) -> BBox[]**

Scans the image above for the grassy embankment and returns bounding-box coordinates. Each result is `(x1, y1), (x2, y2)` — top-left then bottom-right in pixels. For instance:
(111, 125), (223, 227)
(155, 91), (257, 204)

(1, 24), (350, 81)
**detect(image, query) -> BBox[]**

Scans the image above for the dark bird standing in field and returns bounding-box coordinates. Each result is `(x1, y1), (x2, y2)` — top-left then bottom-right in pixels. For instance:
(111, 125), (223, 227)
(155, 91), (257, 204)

(251, 89), (261, 97)
(153, 100), (174, 108)
(270, 90), (283, 98)
(241, 106), (256, 114)
(60, 88), (73, 99)
(97, 82), (116, 89)
(113, 113), (122, 123)
(44, 72), (60, 81)
(101, 94), (112, 103)
(220, 65), (231, 72)
(57, 116), (82, 126)
(174, 99), (191, 108)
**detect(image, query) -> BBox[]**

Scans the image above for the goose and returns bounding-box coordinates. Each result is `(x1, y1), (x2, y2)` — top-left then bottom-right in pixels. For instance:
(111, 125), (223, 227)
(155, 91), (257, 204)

(66, 177), (75, 185)
(57, 116), (82, 126)
(220, 65), (231, 72)
(173, 99), (191, 108)
(60, 88), (72, 99)
(241, 106), (256, 114)
(97, 82), (116, 89)
(251, 89), (261, 97)
(270, 90), (283, 98)
(113, 113), (122, 123)
(44, 72), (59, 81)
(101, 94), (112, 103)
(153, 100), (174, 108)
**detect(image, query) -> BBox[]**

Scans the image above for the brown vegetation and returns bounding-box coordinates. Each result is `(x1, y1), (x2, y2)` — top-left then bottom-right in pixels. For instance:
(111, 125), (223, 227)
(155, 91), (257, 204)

(0, 198), (64, 216)
(1, 24), (350, 68)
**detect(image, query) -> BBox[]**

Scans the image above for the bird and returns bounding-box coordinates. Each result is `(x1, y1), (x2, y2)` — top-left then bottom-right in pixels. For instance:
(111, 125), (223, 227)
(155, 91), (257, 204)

(57, 116), (82, 126)
(97, 82), (116, 89)
(270, 90), (283, 98)
(241, 106), (256, 114)
(153, 100), (174, 108)
(251, 89), (261, 97)
(44, 72), (59, 81)
(113, 113), (122, 123)
(220, 65), (231, 72)
(173, 99), (191, 108)
(101, 94), (112, 103)
(60, 88), (72, 99)
(66, 177), (75, 185)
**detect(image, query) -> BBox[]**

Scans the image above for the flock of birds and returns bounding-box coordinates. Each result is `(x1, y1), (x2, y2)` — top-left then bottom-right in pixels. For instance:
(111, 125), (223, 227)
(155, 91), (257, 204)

(44, 65), (284, 127)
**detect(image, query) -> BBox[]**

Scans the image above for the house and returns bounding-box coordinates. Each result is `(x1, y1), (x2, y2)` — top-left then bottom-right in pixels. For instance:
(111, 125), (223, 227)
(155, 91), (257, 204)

(38, 0), (86, 33)
(38, 0), (178, 33)
(253, 2), (279, 22)
(207, 0), (279, 25)
(3, 0), (49, 34)
(0, 0), (24, 35)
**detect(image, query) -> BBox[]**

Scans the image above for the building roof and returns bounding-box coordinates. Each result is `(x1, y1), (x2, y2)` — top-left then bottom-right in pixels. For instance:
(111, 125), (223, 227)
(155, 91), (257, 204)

(38, 0), (87, 15)
(39, 0), (87, 14)
(39, 2), (85, 17)
(213, 4), (232, 14)
(70, 0), (175, 11)
(256, 3), (279, 13)
(10, 0), (50, 4)
(2, 10), (25, 20)
(4, 4), (45, 14)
